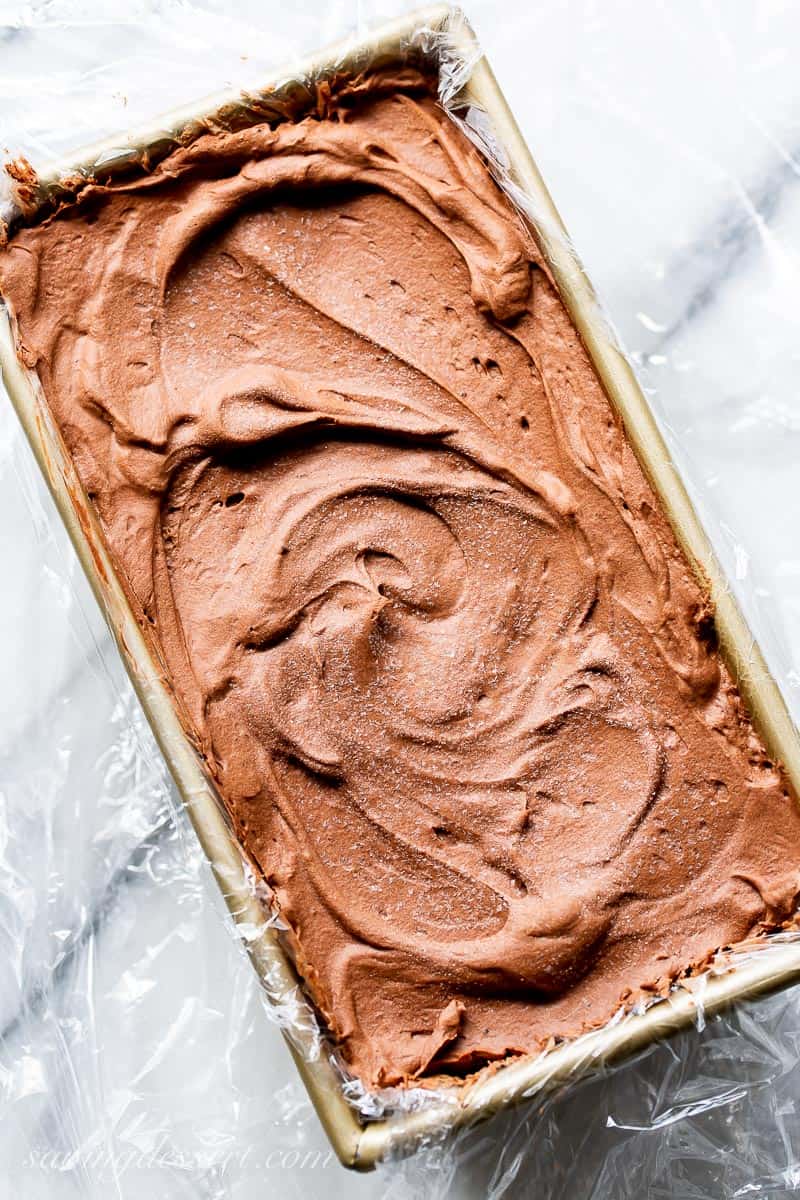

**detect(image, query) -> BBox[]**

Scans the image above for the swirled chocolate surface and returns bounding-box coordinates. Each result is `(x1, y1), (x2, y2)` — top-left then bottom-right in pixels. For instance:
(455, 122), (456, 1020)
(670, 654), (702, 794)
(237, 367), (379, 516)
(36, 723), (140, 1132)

(3, 70), (800, 1087)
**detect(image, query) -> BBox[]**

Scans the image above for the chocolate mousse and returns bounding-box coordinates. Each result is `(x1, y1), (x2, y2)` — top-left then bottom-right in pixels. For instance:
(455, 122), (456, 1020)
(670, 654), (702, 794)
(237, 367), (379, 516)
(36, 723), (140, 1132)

(2, 69), (799, 1088)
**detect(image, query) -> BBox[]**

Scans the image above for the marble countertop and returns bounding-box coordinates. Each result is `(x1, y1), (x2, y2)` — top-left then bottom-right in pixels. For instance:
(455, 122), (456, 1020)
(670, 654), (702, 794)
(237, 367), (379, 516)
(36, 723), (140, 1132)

(2, 2), (800, 1197)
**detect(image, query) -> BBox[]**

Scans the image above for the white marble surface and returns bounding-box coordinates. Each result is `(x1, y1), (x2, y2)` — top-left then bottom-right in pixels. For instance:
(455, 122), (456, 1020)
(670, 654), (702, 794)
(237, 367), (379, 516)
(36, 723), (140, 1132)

(2, 2), (800, 1196)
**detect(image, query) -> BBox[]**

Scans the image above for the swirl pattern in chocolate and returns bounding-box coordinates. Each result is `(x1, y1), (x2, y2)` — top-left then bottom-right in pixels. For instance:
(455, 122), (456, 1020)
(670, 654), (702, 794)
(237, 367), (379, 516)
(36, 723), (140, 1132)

(3, 70), (800, 1087)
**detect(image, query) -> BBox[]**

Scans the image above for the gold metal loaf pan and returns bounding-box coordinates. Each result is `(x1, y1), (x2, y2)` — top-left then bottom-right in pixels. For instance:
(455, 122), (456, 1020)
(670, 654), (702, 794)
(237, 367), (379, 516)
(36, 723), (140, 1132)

(2, 3), (800, 1171)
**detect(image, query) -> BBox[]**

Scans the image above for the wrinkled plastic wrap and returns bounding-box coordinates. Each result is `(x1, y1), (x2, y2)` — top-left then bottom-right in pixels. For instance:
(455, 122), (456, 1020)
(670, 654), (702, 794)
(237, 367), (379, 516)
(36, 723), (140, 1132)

(2, 1), (800, 1196)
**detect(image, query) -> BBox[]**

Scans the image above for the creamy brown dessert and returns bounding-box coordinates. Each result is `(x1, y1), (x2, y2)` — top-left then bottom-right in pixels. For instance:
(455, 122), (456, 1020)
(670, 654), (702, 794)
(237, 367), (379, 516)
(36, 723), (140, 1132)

(2, 69), (800, 1089)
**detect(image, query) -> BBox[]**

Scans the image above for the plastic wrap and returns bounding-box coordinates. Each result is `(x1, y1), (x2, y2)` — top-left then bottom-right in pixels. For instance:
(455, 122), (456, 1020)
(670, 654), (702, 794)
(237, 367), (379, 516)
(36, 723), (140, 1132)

(2, 1), (800, 1196)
